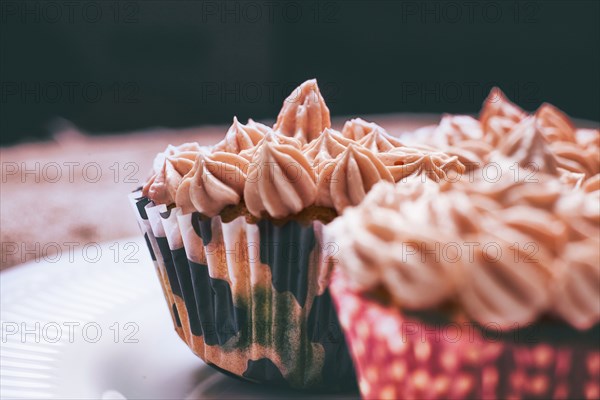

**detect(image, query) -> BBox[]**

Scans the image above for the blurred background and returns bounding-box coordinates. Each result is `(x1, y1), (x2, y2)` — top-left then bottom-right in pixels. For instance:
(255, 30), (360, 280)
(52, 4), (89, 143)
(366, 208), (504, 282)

(2, 0), (599, 145)
(1, 1), (599, 269)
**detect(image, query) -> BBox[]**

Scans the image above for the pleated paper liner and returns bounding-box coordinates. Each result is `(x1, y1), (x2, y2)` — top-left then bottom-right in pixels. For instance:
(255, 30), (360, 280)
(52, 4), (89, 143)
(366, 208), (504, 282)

(128, 190), (356, 391)
(329, 268), (600, 400)
(129, 193), (186, 342)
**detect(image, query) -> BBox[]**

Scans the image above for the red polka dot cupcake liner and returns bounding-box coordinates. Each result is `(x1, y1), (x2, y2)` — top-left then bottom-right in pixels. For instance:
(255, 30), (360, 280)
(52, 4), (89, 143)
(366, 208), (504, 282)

(329, 269), (600, 400)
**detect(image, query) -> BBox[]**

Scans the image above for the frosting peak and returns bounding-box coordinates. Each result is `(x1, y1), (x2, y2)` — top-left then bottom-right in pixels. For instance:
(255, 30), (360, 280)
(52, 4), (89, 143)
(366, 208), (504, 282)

(303, 128), (353, 168)
(480, 87), (527, 146)
(244, 138), (317, 219)
(341, 118), (380, 141)
(239, 131), (302, 161)
(532, 106), (600, 179)
(377, 147), (465, 183)
(142, 142), (207, 205)
(497, 116), (559, 174)
(176, 152), (249, 216)
(273, 79), (331, 144)
(358, 126), (404, 152)
(424, 115), (492, 170)
(536, 103), (576, 143)
(214, 116), (265, 155)
(327, 171), (600, 330)
(434, 115), (483, 146)
(246, 118), (273, 135)
(316, 144), (393, 214)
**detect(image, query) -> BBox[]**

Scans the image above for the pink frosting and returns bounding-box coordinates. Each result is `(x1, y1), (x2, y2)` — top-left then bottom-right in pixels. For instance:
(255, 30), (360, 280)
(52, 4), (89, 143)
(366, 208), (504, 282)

(341, 118), (380, 141)
(244, 136), (317, 218)
(496, 116), (559, 174)
(213, 117), (266, 156)
(143, 81), (470, 219)
(176, 152), (249, 216)
(246, 118), (272, 134)
(479, 87), (527, 146)
(142, 143), (208, 205)
(358, 126), (404, 153)
(273, 79), (331, 144)
(324, 90), (599, 330)
(303, 128), (353, 168)
(327, 167), (599, 330)
(377, 147), (465, 183)
(430, 115), (493, 169)
(536, 103), (577, 143)
(316, 144), (393, 214)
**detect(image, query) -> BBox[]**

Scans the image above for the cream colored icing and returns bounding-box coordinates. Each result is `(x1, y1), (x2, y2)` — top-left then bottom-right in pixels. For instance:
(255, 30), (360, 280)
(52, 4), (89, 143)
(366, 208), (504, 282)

(316, 144), (393, 214)
(553, 239), (600, 329)
(430, 115), (493, 169)
(142, 81), (599, 330)
(341, 118), (380, 141)
(358, 126), (404, 152)
(243, 137), (317, 219)
(433, 115), (483, 146)
(142, 142), (208, 205)
(497, 116), (559, 174)
(176, 152), (249, 216)
(550, 139), (600, 178)
(479, 87), (527, 146)
(376, 147), (465, 183)
(583, 174), (600, 192)
(416, 89), (598, 185)
(536, 103), (576, 143)
(327, 164), (599, 330)
(238, 131), (302, 161)
(147, 84), (598, 231)
(533, 103), (600, 178)
(273, 79), (331, 144)
(213, 116), (265, 156)
(302, 128), (353, 168)
(152, 78), (446, 219)
(246, 118), (273, 134)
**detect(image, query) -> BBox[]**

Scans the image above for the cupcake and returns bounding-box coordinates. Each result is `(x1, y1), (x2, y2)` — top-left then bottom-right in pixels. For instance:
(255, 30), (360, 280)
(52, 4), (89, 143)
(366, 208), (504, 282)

(325, 92), (600, 399)
(129, 79), (466, 390)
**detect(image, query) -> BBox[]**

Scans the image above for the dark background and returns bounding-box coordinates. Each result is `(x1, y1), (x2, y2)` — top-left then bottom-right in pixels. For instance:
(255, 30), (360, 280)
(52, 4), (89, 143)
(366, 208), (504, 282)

(1, 0), (599, 145)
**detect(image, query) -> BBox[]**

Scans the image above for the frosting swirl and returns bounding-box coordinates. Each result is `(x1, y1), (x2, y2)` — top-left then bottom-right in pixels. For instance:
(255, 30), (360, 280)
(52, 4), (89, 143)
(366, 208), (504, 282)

(244, 137), (317, 218)
(273, 79), (331, 144)
(377, 147), (465, 183)
(176, 152), (249, 216)
(479, 87), (527, 146)
(433, 115), (483, 146)
(496, 116), (559, 174)
(536, 103), (576, 143)
(246, 118), (272, 135)
(142, 142), (207, 205)
(583, 174), (600, 192)
(341, 118), (380, 141)
(553, 239), (600, 329)
(238, 131), (302, 161)
(316, 144), (393, 214)
(302, 127), (353, 168)
(358, 126), (404, 152)
(430, 115), (493, 169)
(213, 116), (265, 156)
(550, 136), (600, 179)
(326, 166), (599, 330)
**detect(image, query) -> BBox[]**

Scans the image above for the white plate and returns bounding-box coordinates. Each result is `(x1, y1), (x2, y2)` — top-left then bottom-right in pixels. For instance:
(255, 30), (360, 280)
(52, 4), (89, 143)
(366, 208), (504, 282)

(0, 237), (358, 400)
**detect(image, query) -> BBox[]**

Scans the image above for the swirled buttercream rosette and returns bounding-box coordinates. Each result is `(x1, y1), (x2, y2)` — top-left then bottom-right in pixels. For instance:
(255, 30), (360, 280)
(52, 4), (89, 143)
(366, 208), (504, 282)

(325, 166), (599, 399)
(129, 80), (365, 391)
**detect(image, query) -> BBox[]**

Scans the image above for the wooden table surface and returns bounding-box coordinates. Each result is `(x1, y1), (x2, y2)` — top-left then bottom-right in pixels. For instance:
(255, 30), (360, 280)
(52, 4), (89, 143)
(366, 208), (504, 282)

(1, 114), (440, 270)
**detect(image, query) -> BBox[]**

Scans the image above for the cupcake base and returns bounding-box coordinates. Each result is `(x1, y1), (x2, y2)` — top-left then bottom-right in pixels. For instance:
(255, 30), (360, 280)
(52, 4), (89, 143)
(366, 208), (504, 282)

(129, 190), (356, 391)
(330, 269), (600, 400)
